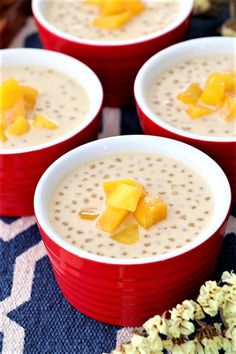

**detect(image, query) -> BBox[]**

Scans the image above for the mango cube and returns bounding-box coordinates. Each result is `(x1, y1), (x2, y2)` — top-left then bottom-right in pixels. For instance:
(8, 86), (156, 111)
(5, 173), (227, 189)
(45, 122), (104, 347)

(176, 83), (202, 104)
(186, 104), (213, 119)
(96, 207), (129, 233)
(0, 78), (22, 110)
(200, 73), (225, 106)
(8, 116), (30, 136)
(79, 209), (100, 220)
(21, 85), (38, 110)
(103, 178), (143, 195)
(134, 193), (167, 229)
(218, 73), (236, 93)
(111, 224), (140, 245)
(0, 123), (7, 142)
(106, 183), (143, 212)
(126, 1), (145, 15)
(101, 0), (126, 15)
(33, 113), (58, 129)
(93, 11), (133, 29)
(221, 97), (236, 122)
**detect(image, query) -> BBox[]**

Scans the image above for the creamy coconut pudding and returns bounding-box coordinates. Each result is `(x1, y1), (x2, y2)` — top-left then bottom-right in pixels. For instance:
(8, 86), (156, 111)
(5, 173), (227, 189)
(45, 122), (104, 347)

(49, 152), (213, 259)
(46, 0), (181, 42)
(149, 55), (236, 137)
(1, 65), (89, 149)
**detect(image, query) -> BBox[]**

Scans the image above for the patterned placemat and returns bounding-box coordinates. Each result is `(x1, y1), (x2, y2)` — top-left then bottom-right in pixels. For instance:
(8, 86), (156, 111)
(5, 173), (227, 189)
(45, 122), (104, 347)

(1, 7), (236, 354)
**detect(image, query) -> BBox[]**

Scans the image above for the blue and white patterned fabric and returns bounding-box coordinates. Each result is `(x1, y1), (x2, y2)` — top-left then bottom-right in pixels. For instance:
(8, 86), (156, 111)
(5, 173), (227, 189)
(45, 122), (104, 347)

(1, 8), (236, 354)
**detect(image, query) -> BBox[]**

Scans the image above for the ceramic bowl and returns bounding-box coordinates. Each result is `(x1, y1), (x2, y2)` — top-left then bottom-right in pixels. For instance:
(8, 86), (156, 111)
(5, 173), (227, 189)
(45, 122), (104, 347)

(134, 37), (236, 201)
(32, 0), (193, 106)
(1, 48), (103, 216)
(34, 135), (231, 326)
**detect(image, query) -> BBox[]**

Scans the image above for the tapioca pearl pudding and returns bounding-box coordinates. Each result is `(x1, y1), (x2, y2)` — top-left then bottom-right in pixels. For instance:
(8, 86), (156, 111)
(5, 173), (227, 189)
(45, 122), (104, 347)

(46, 0), (181, 42)
(49, 152), (214, 259)
(149, 55), (236, 137)
(2, 65), (89, 149)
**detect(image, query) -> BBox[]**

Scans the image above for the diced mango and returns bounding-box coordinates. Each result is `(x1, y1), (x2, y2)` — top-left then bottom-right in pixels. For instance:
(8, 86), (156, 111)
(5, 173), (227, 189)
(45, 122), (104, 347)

(33, 113), (58, 129)
(134, 193), (167, 229)
(176, 83), (202, 105)
(101, 0), (126, 15)
(8, 116), (30, 136)
(21, 85), (38, 110)
(0, 111), (7, 129)
(0, 78), (22, 110)
(11, 101), (26, 119)
(221, 96), (236, 122)
(96, 207), (129, 233)
(103, 178), (143, 195)
(200, 73), (225, 106)
(186, 104), (213, 119)
(79, 209), (100, 220)
(126, 1), (145, 15)
(0, 123), (7, 142)
(93, 11), (133, 29)
(111, 223), (140, 245)
(218, 73), (236, 93)
(106, 183), (143, 212)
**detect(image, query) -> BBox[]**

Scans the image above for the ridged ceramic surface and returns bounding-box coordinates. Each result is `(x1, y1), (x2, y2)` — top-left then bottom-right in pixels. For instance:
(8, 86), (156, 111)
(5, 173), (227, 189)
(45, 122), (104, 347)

(33, 16), (191, 106)
(137, 106), (236, 202)
(38, 219), (227, 326)
(0, 115), (101, 216)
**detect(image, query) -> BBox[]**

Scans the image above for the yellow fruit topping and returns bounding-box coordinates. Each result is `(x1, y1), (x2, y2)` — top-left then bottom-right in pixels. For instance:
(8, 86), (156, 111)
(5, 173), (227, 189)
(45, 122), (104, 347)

(79, 209), (100, 220)
(8, 116), (30, 136)
(134, 193), (167, 229)
(103, 178), (143, 195)
(186, 104), (213, 119)
(200, 73), (226, 106)
(33, 113), (58, 129)
(0, 123), (7, 142)
(21, 85), (38, 111)
(176, 83), (202, 105)
(85, 0), (145, 29)
(177, 71), (236, 122)
(221, 96), (236, 122)
(0, 78), (22, 110)
(106, 183), (143, 212)
(79, 178), (167, 246)
(93, 11), (133, 29)
(0, 78), (58, 143)
(96, 207), (129, 233)
(111, 224), (139, 245)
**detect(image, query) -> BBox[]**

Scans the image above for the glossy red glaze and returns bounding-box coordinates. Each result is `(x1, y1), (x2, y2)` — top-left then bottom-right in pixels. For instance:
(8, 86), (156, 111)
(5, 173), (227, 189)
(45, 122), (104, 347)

(37, 218), (227, 326)
(136, 105), (236, 201)
(33, 7), (191, 106)
(0, 115), (101, 216)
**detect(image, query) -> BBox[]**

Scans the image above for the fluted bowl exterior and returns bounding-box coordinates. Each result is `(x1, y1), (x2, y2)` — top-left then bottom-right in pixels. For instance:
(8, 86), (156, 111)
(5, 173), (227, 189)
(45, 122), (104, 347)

(32, 0), (193, 107)
(134, 37), (236, 201)
(1, 49), (103, 216)
(34, 135), (231, 326)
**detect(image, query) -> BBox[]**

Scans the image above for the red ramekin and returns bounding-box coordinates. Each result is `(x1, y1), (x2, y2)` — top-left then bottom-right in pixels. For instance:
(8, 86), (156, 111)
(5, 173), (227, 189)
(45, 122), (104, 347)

(34, 135), (231, 326)
(32, 0), (193, 107)
(1, 48), (103, 216)
(134, 37), (236, 202)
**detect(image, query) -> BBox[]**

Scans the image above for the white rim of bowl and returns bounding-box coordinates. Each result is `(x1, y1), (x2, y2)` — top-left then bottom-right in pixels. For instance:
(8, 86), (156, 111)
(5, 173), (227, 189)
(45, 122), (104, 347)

(134, 36), (236, 143)
(1, 48), (103, 155)
(34, 135), (231, 266)
(32, 0), (193, 47)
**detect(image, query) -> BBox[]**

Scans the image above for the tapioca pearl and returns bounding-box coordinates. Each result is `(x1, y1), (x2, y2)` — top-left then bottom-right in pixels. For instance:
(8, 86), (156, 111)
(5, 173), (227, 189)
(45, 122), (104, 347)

(179, 215), (187, 220)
